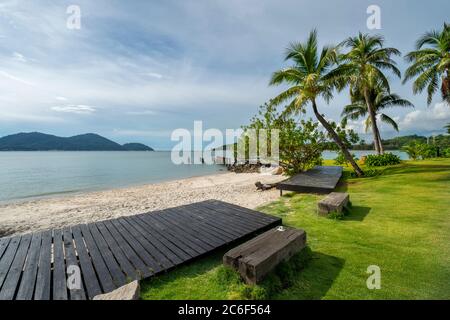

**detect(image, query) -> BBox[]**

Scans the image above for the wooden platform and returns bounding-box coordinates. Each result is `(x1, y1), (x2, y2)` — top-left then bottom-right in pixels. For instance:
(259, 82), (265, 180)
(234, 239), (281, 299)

(277, 166), (343, 194)
(0, 200), (281, 300)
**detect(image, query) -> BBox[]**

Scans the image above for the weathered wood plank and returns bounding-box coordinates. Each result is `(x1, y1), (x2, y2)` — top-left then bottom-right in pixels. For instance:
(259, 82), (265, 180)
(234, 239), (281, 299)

(72, 226), (103, 299)
(118, 218), (174, 270)
(0, 237), (11, 260)
(277, 166), (343, 194)
(34, 230), (52, 300)
(103, 220), (151, 279)
(52, 229), (68, 300)
(79, 224), (116, 293)
(110, 219), (161, 275)
(0, 236), (21, 291)
(63, 228), (86, 300)
(16, 232), (42, 300)
(0, 234), (32, 299)
(318, 192), (350, 216)
(224, 227), (306, 285)
(85, 223), (126, 288)
(131, 215), (191, 262)
(95, 221), (139, 281)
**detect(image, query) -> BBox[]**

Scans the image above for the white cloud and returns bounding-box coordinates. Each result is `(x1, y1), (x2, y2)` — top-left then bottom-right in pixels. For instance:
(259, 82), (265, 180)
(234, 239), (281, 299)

(142, 72), (163, 79)
(399, 102), (450, 133)
(51, 105), (97, 115)
(125, 110), (157, 115)
(55, 96), (68, 101)
(12, 52), (27, 62)
(0, 70), (34, 86)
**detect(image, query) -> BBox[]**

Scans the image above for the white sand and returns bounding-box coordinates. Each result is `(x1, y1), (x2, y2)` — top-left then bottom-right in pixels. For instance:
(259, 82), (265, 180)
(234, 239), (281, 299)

(0, 172), (285, 237)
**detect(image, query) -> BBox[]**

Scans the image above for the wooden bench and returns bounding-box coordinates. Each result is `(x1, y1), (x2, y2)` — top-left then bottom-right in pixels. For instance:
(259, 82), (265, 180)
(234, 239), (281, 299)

(223, 226), (307, 285)
(317, 192), (350, 216)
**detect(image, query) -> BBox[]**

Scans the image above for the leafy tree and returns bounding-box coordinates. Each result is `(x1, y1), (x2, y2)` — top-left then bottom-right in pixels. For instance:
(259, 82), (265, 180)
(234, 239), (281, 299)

(246, 104), (326, 175)
(402, 140), (423, 160)
(331, 33), (402, 154)
(269, 30), (364, 176)
(404, 23), (450, 105)
(445, 123), (450, 134)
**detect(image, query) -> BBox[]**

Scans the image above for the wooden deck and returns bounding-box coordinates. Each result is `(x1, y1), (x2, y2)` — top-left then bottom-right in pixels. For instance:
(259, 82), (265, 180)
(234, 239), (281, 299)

(0, 200), (281, 300)
(277, 166), (343, 194)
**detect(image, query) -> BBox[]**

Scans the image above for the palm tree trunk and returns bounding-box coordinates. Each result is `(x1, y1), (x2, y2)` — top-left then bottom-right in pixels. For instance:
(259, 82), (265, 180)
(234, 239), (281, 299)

(364, 89), (383, 154)
(377, 130), (384, 154)
(312, 100), (364, 177)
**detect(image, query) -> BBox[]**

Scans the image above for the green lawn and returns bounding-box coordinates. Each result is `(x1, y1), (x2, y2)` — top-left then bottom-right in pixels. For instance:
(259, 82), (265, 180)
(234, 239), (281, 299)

(141, 159), (450, 300)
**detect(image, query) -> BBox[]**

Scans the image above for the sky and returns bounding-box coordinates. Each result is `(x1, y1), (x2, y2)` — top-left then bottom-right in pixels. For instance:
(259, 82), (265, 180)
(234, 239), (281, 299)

(0, 0), (449, 150)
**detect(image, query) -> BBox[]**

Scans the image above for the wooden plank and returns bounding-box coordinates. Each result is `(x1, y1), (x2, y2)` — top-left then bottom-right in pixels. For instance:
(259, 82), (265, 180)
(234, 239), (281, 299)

(52, 229), (67, 300)
(224, 227), (307, 284)
(186, 204), (253, 236)
(0, 234), (32, 299)
(34, 230), (52, 300)
(199, 201), (270, 229)
(165, 208), (230, 245)
(109, 219), (161, 275)
(138, 213), (198, 258)
(0, 237), (11, 260)
(103, 220), (152, 278)
(80, 224), (116, 293)
(171, 207), (236, 242)
(85, 223), (126, 288)
(71, 226), (102, 299)
(210, 200), (280, 224)
(0, 236), (21, 291)
(95, 221), (140, 281)
(186, 205), (252, 237)
(142, 213), (206, 255)
(152, 211), (217, 250)
(119, 218), (174, 269)
(63, 228), (86, 300)
(130, 215), (190, 263)
(16, 232), (42, 300)
(277, 166), (343, 194)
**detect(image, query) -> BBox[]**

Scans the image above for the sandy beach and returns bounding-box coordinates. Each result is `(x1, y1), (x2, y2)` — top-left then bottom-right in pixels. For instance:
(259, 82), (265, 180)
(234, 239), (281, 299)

(0, 172), (285, 237)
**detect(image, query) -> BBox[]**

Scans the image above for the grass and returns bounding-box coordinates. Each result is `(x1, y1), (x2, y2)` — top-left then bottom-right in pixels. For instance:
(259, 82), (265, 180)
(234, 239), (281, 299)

(140, 159), (450, 300)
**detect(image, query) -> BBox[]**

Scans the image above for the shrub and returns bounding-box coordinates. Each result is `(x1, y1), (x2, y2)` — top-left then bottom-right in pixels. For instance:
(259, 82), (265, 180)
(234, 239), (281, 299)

(365, 153), (401, 167)
(334, 151), (358, 166)
(443, 148), (450, 158)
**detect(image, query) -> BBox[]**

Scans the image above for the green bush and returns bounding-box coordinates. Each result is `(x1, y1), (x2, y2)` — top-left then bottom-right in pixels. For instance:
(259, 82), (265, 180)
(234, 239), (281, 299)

(365, 153), (401, 167)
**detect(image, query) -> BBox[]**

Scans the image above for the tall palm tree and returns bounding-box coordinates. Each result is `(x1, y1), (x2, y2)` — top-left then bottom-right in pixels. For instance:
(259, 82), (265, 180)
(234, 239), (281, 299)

(269, 30), (364, 177)
(342, 88), (414, 153)
(330, 33), (402, 154)
(404, 23), (450, 105)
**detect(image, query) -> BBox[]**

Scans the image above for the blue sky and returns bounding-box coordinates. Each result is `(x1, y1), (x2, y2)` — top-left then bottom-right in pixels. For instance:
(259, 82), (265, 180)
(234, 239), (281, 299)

(0, 0), (449, 150)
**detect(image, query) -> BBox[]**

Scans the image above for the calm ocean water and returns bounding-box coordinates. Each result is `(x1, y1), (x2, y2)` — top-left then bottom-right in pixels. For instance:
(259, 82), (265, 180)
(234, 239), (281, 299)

(0, 150), (408, 203)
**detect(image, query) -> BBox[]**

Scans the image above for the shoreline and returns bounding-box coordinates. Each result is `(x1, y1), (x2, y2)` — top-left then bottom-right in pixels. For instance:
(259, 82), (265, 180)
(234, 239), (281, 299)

(0, 172), (285, 237)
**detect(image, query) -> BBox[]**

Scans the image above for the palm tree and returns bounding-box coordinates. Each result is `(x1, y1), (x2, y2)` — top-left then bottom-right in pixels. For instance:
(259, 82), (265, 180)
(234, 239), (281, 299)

(269, 30), (364, 176)
(445, 123), (450, 134)
(342, 88), (414, 153)
(330, 33), (402, 154)
(404, 23), (450, 105)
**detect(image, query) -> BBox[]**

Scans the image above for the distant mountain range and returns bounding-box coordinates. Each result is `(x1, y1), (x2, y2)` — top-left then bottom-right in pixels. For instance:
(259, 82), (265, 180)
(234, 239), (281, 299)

(0, 132), (154, 151)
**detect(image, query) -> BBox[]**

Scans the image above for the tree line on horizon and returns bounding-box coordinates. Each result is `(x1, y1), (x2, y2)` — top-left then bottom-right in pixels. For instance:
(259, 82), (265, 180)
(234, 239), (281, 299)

(267, 23), (450, 176)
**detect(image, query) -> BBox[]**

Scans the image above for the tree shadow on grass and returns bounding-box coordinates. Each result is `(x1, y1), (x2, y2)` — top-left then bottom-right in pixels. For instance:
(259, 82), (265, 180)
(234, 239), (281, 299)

(344, 206), (371, 222)
(273, 252), (345, 300)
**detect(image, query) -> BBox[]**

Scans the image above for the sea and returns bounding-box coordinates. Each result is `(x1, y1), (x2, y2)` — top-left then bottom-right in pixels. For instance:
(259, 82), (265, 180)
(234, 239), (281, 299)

(0, 150), (408, 203)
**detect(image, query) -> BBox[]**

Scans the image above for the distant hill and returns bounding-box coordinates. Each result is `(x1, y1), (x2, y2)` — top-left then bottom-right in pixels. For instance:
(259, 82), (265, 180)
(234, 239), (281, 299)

(0, 132), (154, 151)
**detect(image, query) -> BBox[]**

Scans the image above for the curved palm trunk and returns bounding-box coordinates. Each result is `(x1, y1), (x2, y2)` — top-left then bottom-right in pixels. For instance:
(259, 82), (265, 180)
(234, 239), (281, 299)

(364, 89), (383, 154)
(377, 130), (384, 154)
(312, 100), (364, 177)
